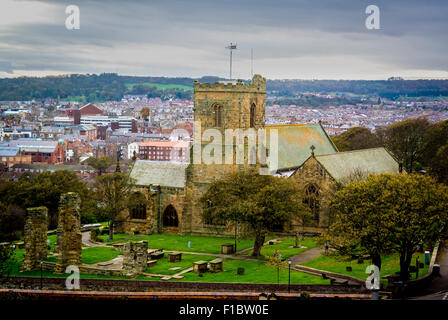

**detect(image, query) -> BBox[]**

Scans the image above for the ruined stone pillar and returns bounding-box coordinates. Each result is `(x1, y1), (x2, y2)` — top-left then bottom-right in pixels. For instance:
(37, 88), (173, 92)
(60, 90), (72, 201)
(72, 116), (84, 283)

(54, 192), (82, 274)
(21, 207), (48, 271)
(122, 241), (148, 277)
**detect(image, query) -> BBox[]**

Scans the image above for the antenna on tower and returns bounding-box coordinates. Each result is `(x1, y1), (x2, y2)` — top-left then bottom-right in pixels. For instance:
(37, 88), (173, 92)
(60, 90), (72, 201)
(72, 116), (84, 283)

(225, 42), (237, 80)
(251, 48), (254, 78)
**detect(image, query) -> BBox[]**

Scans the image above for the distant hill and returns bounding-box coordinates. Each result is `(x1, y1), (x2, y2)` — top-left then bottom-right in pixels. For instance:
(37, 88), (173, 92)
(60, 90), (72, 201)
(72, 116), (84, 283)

(266, 79), (448, 99)
(0, 73), (447, 102)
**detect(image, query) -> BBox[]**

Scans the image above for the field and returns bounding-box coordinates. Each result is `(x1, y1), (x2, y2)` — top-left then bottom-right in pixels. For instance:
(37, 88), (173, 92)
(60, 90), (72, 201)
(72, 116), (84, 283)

(125, 82), (193, 91)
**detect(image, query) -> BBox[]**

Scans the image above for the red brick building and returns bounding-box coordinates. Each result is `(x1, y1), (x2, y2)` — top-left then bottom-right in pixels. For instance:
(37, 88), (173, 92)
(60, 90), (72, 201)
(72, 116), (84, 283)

(8, 140), (65, 164)
(138, 141), (190, 162)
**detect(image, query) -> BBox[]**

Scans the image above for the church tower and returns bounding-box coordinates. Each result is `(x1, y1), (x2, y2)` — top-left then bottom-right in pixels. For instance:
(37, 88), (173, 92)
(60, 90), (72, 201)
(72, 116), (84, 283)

(193, 74), (266, 134)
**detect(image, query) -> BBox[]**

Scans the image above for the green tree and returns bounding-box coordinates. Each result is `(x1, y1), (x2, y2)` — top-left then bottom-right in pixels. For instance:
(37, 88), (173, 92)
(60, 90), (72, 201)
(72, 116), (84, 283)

(86, 156), (113, 176)
(0, 245), (15, 278)
(376, 118), (431, 173)
(424, 120), (448, 184)
(332, 127), (380, 152)
(0, 170), (98, 229)
(329, 173), (448, 281)
(95, 172), (134, 240)
(200, 169), (310, 257)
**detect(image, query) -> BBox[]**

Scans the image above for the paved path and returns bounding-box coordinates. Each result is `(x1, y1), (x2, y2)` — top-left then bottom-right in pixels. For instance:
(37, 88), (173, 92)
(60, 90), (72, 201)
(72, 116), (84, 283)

(412, 241), (448, 299)
(81, 231), (100, 247)
(290, 246), (323, 265)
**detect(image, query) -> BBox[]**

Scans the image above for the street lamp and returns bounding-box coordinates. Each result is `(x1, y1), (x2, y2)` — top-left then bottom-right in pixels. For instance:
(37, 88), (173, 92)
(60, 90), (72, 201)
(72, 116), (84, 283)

(40, 260), (43, 290)
(288, 258), (292, 293)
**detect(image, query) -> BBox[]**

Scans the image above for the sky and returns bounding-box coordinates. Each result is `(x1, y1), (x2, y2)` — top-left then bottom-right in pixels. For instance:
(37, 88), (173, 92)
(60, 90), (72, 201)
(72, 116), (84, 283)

(0, 0), (447, 80)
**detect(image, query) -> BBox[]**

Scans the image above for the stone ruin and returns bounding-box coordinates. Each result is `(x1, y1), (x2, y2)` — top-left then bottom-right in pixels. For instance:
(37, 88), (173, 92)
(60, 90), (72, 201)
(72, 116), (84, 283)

(122, 241), (148, 277)
(21, 207), (48, 271)
(54, 192), (82, 274)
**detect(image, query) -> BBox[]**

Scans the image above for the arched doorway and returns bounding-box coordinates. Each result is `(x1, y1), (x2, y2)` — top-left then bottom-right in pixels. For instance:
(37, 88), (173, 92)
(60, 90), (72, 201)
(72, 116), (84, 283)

(304, 184), (320, 222)
(163, 205), (179, 228)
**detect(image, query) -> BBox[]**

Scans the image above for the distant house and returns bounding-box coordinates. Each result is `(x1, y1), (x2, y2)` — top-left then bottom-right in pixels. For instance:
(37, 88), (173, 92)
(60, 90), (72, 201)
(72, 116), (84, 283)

(80, 103), (103, 116)
(8, 139), (65, 164)
(0, 146), (32, 167)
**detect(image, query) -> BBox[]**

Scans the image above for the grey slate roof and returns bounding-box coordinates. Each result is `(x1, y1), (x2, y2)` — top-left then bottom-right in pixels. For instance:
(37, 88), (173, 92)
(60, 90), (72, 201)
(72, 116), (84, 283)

(266, 123), (338, 171)
(0, 147), (19, 157)
(315, 147), (399, 181)
(129, 160), (188, 188)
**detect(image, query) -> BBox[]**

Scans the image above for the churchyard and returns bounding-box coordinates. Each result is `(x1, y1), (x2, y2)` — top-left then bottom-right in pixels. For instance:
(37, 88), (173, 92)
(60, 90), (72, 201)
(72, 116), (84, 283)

(6, 229), (431, 287)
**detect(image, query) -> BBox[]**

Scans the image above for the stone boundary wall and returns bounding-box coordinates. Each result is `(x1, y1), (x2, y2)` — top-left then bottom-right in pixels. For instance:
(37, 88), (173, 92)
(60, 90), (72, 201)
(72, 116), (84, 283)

(0, 276), (369, 295)
(292, 265), (365, 285)
(0, 288), (372, 300)
(41, 262), (122, 277)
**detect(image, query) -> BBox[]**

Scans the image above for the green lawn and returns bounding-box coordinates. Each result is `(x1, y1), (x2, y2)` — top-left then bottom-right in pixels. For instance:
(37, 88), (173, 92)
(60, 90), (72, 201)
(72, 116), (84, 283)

(179, 258), (330, 284)
(302, 252), (430, 281)
(97, 233), (255, 254)
(45, 246), (121, 265)
(244, 237), (319, 260)
(125, 82), (193, 91)
(144, 254), (217, 275)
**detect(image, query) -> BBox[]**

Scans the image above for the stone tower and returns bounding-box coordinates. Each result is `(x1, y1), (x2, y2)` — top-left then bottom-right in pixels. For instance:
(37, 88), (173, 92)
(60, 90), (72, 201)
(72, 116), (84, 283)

(54, 192), (82, 274)
(193, 74), (266, 134)
(21, 207), (48, 271)
(183, 75), (267, 234)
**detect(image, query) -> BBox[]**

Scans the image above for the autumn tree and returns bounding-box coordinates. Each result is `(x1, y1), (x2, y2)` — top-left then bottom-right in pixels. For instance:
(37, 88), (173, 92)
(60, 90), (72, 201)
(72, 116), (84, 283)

(332, 127), (380, 152)
(329, 173), (448, 281)
(95, 172), (134, 240)
(140, 107), (150, 120)
(200, 169), (310, 257)
(376, 118), (430, 173)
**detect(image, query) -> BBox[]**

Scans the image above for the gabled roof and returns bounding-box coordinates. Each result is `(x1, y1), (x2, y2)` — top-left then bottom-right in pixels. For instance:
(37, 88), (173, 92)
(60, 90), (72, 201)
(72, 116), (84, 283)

(266, 123), (338, 171)
(129, 160), (188, 188)
(315, 147), (399, 181)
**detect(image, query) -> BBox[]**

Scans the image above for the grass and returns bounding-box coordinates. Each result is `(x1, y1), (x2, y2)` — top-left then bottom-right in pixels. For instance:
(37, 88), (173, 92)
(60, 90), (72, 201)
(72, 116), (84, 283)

(244, 237), (319, 260)
(178, 258), (330, 284)
(97, 233), (255, 254)
(302, 252), (430, 282)
(45, 246), (121, 265)
(125, 82), (193, 91)
(144, 254), (217, 275)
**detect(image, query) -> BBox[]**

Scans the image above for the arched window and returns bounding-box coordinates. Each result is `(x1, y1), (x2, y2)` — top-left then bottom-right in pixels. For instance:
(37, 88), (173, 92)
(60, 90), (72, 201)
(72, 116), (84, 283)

(128, 192), (148, 220)
(304, 184), (320, 222)
(250, 103), (256, 128)
(213, 104), (222, 127)
(163, 204), (179, 227)
(131, 204), (147, 220)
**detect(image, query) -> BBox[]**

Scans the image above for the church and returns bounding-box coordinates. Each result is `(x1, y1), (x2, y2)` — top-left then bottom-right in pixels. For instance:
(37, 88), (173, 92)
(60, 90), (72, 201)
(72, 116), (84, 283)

(115, 75), (400, 236)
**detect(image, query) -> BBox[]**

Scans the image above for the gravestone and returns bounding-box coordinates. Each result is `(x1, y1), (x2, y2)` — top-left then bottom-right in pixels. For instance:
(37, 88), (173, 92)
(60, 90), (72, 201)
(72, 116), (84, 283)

(168, 252), (182, 263)
(21, 207), (48, 271)
(221, 243), (234, 254)
(122, 240), (148, 277)
(54, 193), (82, 274)
(208, 258), (223, 273)
(193, 260), (208, 273)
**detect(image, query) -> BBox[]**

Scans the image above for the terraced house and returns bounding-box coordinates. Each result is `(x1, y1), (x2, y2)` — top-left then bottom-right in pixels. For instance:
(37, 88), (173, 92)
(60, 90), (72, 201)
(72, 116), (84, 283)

(116, 75), (401, 236)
